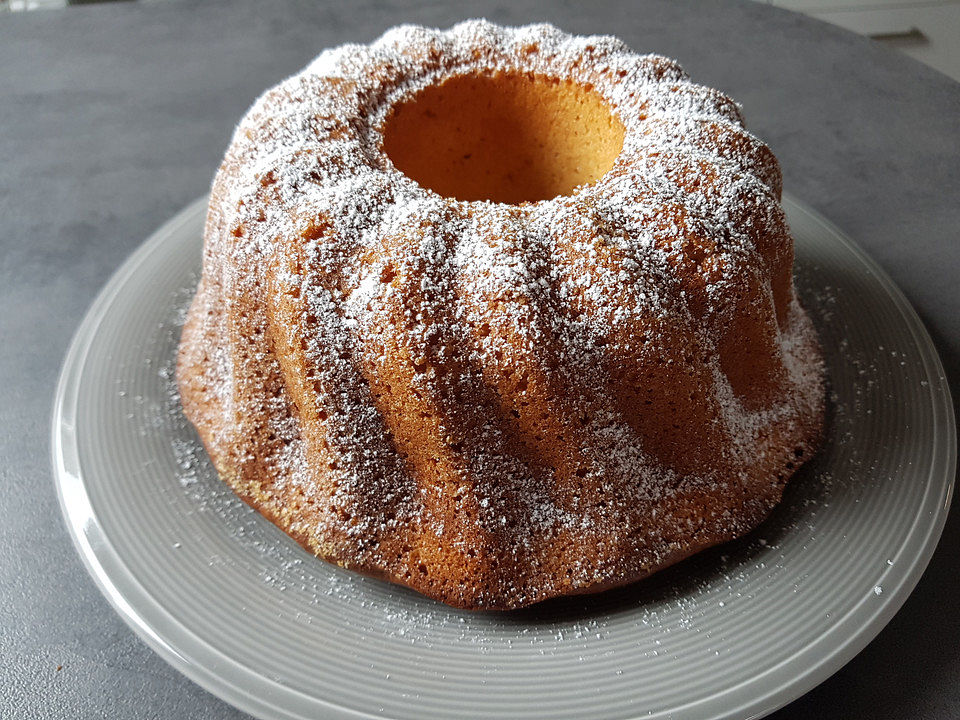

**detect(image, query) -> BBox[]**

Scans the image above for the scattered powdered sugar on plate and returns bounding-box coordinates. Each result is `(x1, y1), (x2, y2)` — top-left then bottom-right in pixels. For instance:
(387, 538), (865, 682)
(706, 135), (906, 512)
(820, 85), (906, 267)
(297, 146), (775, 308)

(92, 223), (910, 696)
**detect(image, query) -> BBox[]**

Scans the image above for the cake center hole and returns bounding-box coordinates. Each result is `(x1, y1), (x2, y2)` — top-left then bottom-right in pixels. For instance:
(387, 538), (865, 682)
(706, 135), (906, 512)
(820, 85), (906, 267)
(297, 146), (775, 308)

(381, 72), (625, 204)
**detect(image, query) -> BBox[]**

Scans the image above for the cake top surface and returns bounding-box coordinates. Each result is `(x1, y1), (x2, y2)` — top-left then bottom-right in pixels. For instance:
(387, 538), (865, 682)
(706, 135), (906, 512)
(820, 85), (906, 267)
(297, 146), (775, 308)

(223, 19), (782, 356)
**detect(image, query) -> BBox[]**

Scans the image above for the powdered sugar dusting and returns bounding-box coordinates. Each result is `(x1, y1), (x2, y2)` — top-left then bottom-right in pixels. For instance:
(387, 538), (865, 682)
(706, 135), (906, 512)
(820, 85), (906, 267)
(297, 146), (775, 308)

(176, 20), (825, 609)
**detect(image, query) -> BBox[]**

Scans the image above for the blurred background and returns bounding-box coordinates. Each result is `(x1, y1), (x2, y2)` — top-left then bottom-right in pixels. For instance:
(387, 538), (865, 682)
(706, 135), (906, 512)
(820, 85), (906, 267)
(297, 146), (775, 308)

(6, 0), (958, 81)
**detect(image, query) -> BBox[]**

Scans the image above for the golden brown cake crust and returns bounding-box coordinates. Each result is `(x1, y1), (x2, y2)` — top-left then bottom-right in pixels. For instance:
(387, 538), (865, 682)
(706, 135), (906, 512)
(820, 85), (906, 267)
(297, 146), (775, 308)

(177, 20), (824, 610)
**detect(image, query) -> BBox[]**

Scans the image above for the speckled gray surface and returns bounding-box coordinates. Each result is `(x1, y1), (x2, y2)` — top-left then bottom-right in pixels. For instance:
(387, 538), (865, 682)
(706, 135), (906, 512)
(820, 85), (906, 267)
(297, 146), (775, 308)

(1, 0), (957, 718)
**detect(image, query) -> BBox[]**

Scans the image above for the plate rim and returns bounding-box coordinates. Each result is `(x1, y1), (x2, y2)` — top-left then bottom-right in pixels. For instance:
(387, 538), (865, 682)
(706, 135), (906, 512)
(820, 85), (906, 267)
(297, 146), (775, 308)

(52, 193), (957, 720)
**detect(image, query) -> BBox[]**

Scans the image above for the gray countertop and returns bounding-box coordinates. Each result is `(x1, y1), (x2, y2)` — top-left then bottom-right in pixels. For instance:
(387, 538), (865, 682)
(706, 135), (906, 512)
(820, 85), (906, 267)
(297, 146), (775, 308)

(1, 0), (958, 718)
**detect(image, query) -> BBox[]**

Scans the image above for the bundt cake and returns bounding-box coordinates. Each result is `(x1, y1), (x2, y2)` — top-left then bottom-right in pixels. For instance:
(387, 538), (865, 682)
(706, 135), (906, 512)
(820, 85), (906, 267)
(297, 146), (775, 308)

(177, 20), (824, 610)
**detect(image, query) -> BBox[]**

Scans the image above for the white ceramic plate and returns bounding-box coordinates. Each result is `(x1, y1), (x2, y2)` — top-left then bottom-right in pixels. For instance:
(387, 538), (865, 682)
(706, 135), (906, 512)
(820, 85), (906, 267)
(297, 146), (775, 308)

(53, 194), (955, 720)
